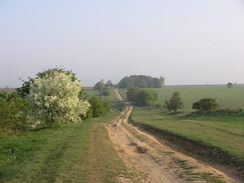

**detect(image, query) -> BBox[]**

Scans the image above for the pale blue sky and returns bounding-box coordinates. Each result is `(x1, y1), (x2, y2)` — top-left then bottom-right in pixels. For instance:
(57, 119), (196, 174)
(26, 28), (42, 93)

(1, 0), (244, 87)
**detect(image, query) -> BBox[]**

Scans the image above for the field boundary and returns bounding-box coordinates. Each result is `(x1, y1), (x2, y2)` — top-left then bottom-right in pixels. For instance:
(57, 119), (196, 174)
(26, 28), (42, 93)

(117, 88), (128, 102)
(129, 116), (244, 180)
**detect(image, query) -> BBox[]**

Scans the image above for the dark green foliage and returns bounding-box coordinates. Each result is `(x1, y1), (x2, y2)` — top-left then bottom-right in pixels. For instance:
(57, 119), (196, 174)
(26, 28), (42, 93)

(127, 88), (157, 106)
(105, 80), (113, 88)
(16, 78), (34, 98)
(94, 80), (106, 90)
(187, 108), (244, 122)
(100, 88), (110, 96)
(155, 104), (163, 108)
(85, 97), (111, 118)
(127, 88), (139, 102)
(164, 92), (183, 112)
(192, 98), (219, 113)
(118, 76), (133, 88)
(0, 92), (28, 134)
(117, 75), (164, 88)
(16, 67), (78, 98)
(227, 82), (233, 88)
(137, 89), (158, 106)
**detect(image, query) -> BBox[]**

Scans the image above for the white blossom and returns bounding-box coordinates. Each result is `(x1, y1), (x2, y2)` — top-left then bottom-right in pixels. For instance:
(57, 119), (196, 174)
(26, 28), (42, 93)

(26, 71), (90, 126)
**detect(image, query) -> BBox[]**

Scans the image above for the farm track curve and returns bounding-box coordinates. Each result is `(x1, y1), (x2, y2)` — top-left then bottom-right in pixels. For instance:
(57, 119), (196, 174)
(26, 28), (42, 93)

(106, 89), (238, 183)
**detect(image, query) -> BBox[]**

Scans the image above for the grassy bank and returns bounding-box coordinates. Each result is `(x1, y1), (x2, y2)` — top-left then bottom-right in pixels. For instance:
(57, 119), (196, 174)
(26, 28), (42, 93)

(0, 112), (131, 183)
(120, 86), (244, 160)
(131, 107), (244, 175)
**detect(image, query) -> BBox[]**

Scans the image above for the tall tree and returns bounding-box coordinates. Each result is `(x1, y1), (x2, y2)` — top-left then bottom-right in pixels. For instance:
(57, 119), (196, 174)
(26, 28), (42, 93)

(105, 80), (113, 88)
(94, 80), (105, 90)
(227, 82), (233, 88)
(164, 92), (183, 112)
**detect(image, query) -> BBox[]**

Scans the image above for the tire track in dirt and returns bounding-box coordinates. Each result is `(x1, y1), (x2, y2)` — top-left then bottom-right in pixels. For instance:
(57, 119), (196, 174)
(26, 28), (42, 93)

(105, 89), (237, 183)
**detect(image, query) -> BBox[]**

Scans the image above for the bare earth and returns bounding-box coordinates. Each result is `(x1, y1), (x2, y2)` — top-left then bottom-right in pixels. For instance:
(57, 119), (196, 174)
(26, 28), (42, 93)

(105, 89), (237, 183)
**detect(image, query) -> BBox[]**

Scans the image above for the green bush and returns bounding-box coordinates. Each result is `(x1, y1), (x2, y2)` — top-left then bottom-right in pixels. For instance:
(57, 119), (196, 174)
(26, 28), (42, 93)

(227, 82), (233, 88)
(94, 80), (105, 90)
(0, 92), (28, 134)
(192, 98), (218, 113)
(100, 88), (110, 96)
(83, 97), (111, 119)
(126, 88), (157, 106)
(164, 92), (183, 112)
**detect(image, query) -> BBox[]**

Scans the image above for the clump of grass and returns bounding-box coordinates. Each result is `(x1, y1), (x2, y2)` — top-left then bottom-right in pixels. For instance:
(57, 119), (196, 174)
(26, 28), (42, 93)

(173, 158), (226, 183)
(122, 123), (147, 142)
(136, 146), (148, 154)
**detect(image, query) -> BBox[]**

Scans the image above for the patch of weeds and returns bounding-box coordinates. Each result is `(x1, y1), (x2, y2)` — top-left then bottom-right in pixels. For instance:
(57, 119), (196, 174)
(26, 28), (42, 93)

(200, 173), (226, 183)
(122, 123), (147, 142)
(173, 158), (227, 183)
(174, 159), (194, 170)
(136, 146), (148, 154)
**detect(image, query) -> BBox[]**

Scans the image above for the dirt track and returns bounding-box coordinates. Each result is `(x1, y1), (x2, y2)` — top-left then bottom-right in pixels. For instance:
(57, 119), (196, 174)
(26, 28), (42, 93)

(106, 89), (237, 183)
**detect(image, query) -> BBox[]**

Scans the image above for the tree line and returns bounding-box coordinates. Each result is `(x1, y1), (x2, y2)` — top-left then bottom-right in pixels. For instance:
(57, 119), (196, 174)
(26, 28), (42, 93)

(117, 75), (164, 88)
(126, 88), (219, 113)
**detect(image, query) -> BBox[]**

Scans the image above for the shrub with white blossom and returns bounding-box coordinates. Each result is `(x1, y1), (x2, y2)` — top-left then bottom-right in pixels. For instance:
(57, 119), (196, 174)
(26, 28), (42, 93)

(26, 70), (90, 126)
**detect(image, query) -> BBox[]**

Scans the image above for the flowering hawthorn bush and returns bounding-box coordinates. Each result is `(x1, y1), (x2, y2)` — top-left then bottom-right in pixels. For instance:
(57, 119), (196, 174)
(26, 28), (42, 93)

(27, 71), (90, 126)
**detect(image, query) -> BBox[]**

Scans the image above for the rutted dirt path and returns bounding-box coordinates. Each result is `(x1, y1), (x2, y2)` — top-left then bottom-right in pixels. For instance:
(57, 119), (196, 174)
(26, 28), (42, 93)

(106, 89), (237, 183)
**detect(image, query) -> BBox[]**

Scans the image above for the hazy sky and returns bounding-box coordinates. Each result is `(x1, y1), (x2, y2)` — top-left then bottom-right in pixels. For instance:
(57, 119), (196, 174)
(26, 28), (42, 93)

(1, 0), (244, 87)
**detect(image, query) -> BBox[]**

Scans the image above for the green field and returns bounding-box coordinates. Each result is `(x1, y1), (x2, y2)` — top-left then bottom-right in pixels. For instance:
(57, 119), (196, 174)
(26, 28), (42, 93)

(119, 86), (244, 111)
(121, 86), (244, 175)
(131, 107), (244, 160)
(0, 89), (131, 183)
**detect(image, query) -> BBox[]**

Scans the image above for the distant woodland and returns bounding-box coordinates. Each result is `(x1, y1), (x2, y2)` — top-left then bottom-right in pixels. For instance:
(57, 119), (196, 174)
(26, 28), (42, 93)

(117, 75), (164, 88)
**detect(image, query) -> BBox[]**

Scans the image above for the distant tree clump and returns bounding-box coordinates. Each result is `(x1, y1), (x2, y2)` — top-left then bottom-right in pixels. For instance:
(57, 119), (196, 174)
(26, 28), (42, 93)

(0, 92), (28, 133)
(117, 75), (164, 88)
(94, 80), (112, 96)
(227, 82), (233, 88)
(164, 92), (183, 112)
(192, 98), (218, 113)
(94, 80), (106, 90)
(105, 80), (113, 88)
(100, 88), (110, 96)
(127, 88), (157, 106)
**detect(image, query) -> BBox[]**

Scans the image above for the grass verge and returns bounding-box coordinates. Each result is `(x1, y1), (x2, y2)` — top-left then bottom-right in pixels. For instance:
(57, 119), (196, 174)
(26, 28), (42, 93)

(131, 107), (244, 178)
(0, 112), (132, 183)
